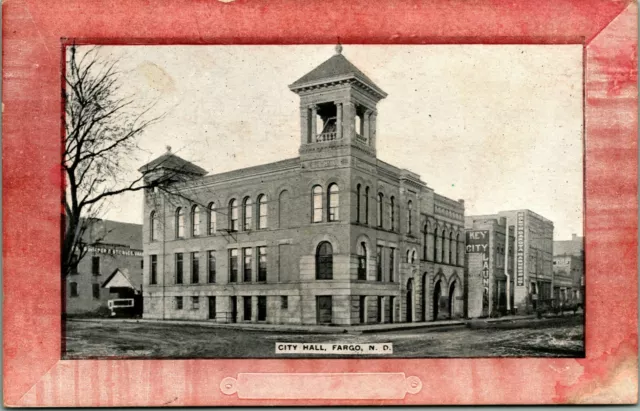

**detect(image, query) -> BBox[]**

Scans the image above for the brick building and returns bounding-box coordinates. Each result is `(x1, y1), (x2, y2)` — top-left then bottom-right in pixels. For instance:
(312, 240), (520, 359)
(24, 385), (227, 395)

(553, 234), (584, 304)
(464, 216), (515, 318)
(466, 210), (554, 314)
(140, 46), (467, 325)
(65, 219), (143, 315)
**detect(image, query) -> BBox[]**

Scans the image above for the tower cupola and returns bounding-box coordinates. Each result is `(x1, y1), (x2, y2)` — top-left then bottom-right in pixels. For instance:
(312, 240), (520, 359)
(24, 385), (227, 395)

(289, 46), (387, 157)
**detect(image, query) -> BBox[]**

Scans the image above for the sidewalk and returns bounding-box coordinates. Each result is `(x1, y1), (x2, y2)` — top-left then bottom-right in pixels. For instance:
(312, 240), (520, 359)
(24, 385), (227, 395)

(68, 312), (580, 334)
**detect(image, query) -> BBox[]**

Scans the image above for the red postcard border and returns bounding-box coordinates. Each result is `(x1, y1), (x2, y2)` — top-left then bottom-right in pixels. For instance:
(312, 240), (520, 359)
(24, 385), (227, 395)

(3, 0), (638, 405)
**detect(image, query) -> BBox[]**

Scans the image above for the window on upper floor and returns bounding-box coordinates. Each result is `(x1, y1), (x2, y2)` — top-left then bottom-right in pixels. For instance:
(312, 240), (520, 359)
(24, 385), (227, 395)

(208, 202), (216, 235)
(229, 249), (238, 283)
(150, 210), (158, 241)
(150, 255), (158, 284)
(191, 251), (200, 284)
(390, 196), (395, 231)
(69, 282), (78, 297)
(191, 205), (201, 237)
(92, 283), (100, 300)
(258, 246), (267, 282)
(356, 184), (361, 223)
(364, 187), (370, 224)
(175, 253), (184, 284)
(376, 246), (383, 281)
(407, 201), (413, 234)
(208, 251), (216, 283)
(91, 256), (100, 276)
(175, 207), (185, 238)
(243, 197), (253, 231)
(229, 199), (238, 231)
(312, 185), (323, 223)
(377, 193), (384, 228)
(328, 184), (340, 222)
(316, 241), (333, 280)
(258, 194), (268, 229)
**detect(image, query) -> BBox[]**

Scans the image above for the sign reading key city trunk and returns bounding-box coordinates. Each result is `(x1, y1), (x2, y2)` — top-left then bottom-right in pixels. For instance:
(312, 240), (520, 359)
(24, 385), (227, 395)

(466, 230), (490, 315)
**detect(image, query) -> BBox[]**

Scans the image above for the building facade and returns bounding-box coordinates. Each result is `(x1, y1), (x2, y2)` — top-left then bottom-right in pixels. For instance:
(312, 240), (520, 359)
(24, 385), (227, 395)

(65, 219), (143, 315)
(140, 47), (467, 325)
(466, 210), (554, 314)
(464, 216), (515, 318)
(553, 234), (584, 304)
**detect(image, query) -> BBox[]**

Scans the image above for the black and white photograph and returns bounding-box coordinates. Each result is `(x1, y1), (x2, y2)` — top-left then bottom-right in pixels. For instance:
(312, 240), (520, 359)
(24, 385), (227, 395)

(63, 44), (585, 359)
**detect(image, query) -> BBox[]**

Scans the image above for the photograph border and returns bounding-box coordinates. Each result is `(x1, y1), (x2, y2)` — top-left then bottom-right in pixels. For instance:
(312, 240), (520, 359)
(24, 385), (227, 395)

(3, 0), (637, 405)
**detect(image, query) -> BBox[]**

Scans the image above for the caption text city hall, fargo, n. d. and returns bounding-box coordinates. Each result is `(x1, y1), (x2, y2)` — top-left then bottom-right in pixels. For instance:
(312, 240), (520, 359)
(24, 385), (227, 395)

(139, 46), (557, 326)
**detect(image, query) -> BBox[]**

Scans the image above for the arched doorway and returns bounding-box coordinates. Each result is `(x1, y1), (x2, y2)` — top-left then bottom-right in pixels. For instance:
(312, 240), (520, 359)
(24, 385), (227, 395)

(406, 279), (414, 322)
(421, 273), (428, 321)
(448, 281), (457, 318)
(433, 280), (442, 321)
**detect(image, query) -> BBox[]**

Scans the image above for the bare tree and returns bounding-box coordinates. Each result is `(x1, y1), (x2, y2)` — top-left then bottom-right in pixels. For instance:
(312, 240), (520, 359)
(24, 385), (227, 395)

(62, 45), (172, 277)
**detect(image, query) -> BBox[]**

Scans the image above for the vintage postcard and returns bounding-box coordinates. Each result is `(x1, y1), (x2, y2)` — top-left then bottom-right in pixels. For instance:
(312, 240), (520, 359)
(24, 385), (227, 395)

(3, 0), (638, 406)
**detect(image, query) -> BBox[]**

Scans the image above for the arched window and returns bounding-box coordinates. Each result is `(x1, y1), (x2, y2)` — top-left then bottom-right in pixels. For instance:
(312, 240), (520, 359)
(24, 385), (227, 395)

(377, 193), (384, 228)
(312, 185), (323, 223)
(175, 207), (185, 238)
(279, 190), (290, 228)
(441, 229), (446, 262)
(390, 196), (395, 231)
(191, 205), (200, 237)
(456, 233), (461, 265)
(407, 201), (413, 234)
(434, 226), (439, 261)
(423, 224), (429, 259)
(257, 194), (268, 229)
(412, 250), (417, 264)
(229, 199), (238, 231)
(406, 249), (411, 263)
(150, 211), (158, 241)
(356, 184), (361, 223)
(357, 242), (367, 280)
(449, 232), (454, 263)
(207, 202), (216, 235)
(364, 187), (370, 224)
(243, 197), (253, 230)
(328, 183), (340, 221)
(316, 241), (333, 280)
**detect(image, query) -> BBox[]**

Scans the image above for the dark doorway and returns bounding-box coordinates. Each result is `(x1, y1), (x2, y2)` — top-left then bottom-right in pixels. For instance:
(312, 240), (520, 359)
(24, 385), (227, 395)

(448, 281), (456, 318)
(421, 273), (428, 321)
(316, 296), (332, 324)
(243, 296), (251, 321)
(230, 296), (237, 323)
(433, 280), (442, 321)
(406, 279), (414, 322)
(257, 296), (267, 321)
(359, 296), (366, 324)
(208, 296), (216, 320)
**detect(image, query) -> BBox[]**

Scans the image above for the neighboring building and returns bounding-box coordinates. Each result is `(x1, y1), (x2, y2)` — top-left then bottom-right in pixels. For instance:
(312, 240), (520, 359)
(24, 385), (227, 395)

(465, 210), (554, 314)
(553, 234), (584, 304)
(140, 46), (467, 325)
(65, 219), (144, 315)
(464, 216), (515, 318)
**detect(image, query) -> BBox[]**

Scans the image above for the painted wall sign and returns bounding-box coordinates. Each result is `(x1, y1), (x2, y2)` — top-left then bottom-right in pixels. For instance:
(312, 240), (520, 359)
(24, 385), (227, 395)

(516, 212), (525, 286)
(466, 230), (490, 315)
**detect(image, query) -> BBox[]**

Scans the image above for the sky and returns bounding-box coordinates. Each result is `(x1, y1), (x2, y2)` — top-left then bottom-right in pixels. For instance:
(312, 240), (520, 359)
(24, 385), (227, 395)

(86, 45), (583, 240)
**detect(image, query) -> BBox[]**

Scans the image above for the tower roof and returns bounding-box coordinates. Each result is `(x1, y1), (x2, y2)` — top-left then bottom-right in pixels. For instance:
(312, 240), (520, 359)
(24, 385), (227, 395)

(138, 148), (208, 177)
(289, 49), (387, 98)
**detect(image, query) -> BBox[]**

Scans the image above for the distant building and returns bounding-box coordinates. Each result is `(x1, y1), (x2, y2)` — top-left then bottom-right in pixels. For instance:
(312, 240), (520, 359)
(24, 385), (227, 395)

(466, 210), (554, 314)
(464, 216), (515, 318)
(65, 219), (143, 315)
(553, 234), (584, 304)
(140, 47), (467, 325)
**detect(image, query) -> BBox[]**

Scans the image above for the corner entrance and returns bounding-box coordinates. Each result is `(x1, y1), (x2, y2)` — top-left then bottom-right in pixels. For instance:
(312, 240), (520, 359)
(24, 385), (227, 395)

(316, 296), (332, 324)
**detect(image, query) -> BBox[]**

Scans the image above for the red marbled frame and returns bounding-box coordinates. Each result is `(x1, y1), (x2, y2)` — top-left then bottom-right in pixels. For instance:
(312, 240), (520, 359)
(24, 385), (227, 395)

(3, 0), (637, 405)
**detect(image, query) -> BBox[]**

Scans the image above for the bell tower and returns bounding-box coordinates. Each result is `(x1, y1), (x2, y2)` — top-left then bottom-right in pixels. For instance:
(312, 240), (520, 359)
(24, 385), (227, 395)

(289, 46), (387, 159)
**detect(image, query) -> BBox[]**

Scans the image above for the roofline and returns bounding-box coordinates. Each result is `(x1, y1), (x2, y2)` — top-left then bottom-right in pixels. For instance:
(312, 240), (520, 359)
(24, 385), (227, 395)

(289, 74), (388, 99)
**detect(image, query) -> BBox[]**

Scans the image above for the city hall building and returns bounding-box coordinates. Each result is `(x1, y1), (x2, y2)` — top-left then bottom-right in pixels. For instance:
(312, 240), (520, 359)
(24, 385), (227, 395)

(140, 47), (467, 325)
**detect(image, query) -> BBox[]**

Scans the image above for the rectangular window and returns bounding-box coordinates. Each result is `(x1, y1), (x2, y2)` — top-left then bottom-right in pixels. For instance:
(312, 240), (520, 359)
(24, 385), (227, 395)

(92, 256), (100, 276)
(175, 296), (183, 310)
(258, 296), (267, 321)
(243, 296), (252, 321)
(192, 296), (199, 310)
(140, 260), (144, 269)
(229, 249), (238, 283)
(357, 253), (366, 281)
(175, 253), (183, 284)
(150, 255), (158, 285)
(191, 252), (200, 284)
(258, 246), (267, 282)
(243, 248), (253, 283)
(208, 251), (216, 283)
(312, 187), (323, 223)
(281, 295), (289, 310)
(92, 283), (100, 299)
(376, 246), (383, 281)
(69, 282), (78, 297)
(389, 248), (395, 282)
(208, 296), (216, 319)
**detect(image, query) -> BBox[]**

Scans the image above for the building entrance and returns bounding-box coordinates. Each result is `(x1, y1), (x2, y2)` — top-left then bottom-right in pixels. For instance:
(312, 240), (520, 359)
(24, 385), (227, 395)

(433, 280), (442, 320)
(316, 296), (332, 324)
(406, 279), (414, 322)
(230, 296), (237, 323)
(448, 281), (456, 318)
